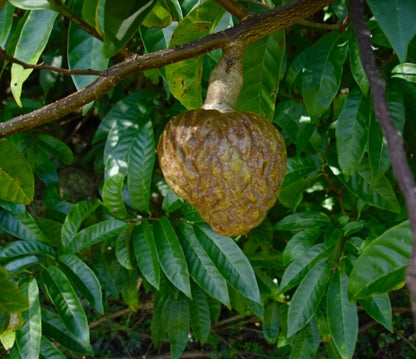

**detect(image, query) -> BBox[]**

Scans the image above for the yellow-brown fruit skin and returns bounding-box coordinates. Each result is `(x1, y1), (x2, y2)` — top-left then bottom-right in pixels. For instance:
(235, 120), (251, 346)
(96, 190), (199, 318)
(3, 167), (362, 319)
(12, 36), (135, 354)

(157, 109), (287, 236)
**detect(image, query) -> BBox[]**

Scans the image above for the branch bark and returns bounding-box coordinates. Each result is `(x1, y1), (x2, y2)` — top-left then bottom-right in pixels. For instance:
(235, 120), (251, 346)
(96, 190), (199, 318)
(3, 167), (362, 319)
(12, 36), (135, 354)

(351, 0), (416, 318)
(0, 0), (333, 138)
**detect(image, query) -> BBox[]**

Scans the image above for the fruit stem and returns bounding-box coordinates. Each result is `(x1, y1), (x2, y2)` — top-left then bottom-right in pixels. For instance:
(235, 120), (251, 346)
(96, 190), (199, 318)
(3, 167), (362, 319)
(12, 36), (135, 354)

(202, 43), (246, 112)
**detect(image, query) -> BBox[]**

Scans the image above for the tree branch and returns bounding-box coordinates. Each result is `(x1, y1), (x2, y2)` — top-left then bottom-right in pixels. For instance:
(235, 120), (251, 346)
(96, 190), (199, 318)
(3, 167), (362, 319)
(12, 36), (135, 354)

(351, 0), (416, 319)
(0, 0), (333, 138)
(214, 0), (250, 21)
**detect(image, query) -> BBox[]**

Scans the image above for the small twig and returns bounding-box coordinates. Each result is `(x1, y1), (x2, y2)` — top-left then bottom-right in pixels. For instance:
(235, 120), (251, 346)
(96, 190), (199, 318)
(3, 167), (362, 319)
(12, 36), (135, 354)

(214, 0), (250, 21)
(395, 328), (416, 352)
(351, 0), (416, 320)
(0, 47), (108, 76)
(89, 307), (132, 329)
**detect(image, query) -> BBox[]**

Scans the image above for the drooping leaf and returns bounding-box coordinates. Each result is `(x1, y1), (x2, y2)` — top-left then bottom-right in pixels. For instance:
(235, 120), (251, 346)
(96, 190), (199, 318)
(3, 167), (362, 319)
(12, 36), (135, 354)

(127, 119), (155, 212)
(15, 278), (41, 359)
(58, 254), (104, 314)
(189, 284), (211, 343)
(236, 31), (285, 121)
(41, 266), (90, 346)
(0, 210), (49, 242)
(348, 35), (369, 95)
(132, 221), (160, 289)
(359, 294), (392, 332)
(348, 221), (412, 301)
(103, 0), (157, 57)
(39, 336), (66, 359)
(327, 270), (358, 359)
(176, 222), (229, 306)
(287, 259), (332, 337)
(115, 227), (133, 270)
(0, 2), (14, 47)
(289, 318), (321, 359)
(336, 88), (370, 178)
(165, 0), (225, 109)
(301, 31), (348, 119)
(11, 9), (58, 106)
(102, 173), (129, 219)
(66, 218), (128, 253)
(263, 301), (280, 344)
(0, 139), (34, 204)
(194, 224), (261, 304)
(274, 211), (330, 232)
(154, 217), (191, 298)
(367, 0), (416, 62)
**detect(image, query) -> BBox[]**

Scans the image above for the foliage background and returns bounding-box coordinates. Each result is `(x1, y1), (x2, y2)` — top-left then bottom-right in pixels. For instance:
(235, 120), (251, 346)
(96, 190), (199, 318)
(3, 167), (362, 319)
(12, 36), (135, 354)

(0, 0), (416, 358)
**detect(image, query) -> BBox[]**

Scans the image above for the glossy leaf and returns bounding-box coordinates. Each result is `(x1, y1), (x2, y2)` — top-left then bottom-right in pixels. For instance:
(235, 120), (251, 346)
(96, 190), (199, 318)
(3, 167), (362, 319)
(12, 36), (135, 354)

(3, 255), (39, 276)
(289, 318), (320, 359)
(127, 119), (155, 212)
(176, 222), (229, 306)
(0, 210), (49, 242)
(392, 63), (416, 83)
(102, 173), (129, 219)
(35, 134), (73, 164)
(287, 259), (332, 337)
(336, 88), (370, 178)
(348, 221), (412, 301)
(58, 254), (104, 314)
(66, 218), (128, 253)
(302, 31), (348, 119)
(163, 294), (190, 359)
(236, 31), (285, 121)
(189, 284), (211, 343)
(61, 200), (99, 250)
(263, 301), (280, 344)
(41, 266), (90, 346)
(103, 0), (156, 57)
(132, 221), (160, 289)
(8, 0), (51, 9)
(0, 2), (14, 47)
(24, 144), (58, 185)
(39, 336), (66, 359)
(327, 271), (358, 359)
(166, 0), (225, 109)
(283, 229), (321, 265)
(154, 217), (191, 298)
(274, 211), (330, 232)
(348, 35), (369, 95)
(194, 224), (261, 304)
(115, 227), (133, 270)
(11, 9), (58, 106)
(359, 294), (392, 332)
(367, 0), (416, 62)
(0, 240), (55, 260)
(0, 139), (34, 204)
(15, 278), (41, 359)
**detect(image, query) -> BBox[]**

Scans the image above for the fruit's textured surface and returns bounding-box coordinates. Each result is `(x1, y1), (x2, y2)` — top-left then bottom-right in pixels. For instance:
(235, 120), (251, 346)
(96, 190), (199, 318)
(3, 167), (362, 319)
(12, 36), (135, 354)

(157, 109), (287, 236)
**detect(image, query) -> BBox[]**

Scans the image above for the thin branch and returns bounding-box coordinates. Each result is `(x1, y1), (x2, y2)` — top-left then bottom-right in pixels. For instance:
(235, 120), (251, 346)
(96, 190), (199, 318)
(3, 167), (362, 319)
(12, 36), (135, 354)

(214, 0), (250, 21)
(351, 0), (416, 319)
(0, 47), (108, 76)
(0, 0), (333, 138)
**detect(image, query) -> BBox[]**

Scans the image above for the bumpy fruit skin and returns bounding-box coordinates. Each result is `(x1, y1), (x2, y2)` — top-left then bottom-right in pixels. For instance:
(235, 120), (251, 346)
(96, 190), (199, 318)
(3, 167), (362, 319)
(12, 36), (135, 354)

(157, 109), (287, 236)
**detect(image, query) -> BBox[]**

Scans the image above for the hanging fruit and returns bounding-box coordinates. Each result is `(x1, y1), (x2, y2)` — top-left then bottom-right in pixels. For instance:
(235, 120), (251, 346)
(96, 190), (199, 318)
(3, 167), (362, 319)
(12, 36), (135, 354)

(157, 44), (287, 236)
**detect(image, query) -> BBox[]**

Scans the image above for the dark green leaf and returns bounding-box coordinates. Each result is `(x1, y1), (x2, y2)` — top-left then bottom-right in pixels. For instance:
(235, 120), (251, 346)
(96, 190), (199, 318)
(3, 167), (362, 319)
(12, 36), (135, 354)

(0, 267), (28, 312)
(0, 2), (14, 47)
(275, 211), (330, 232)
(359, 294), (392, 332)
(102, 173), (129, 219)
(3, 255), (39, 276)
(115, 227), (133, 270)
(35, 134), (73, 164)
(154, 217), (191, 297)
(283, 229), (321, 265)
(263, 301), (280, 344)
(0, 210), (49, 242)
(132, 221), (160, 289)
(0, 240), (55, 260)
(392, 63), (416, 83)
(348, 34), (369, 95)
(289, 318), (320, 359)
(39, 336), (66, 359)
(348, 221), (411, 301)
(0, 139), (34, 204)
(25, 144), (58, 185)
(327, 271), (358, 359)
(189, 284), (211, 343)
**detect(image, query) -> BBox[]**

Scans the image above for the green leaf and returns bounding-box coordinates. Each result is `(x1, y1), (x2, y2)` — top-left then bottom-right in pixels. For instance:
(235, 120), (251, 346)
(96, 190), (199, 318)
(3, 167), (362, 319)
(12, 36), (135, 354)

(163, 294), (190, 359)
(189, 284), (211, 343)
(367, 0), (416, 62)
(289, 318), (320, 359)
(0, 240), (55, 260)
(327, 271), (358, 359)
(58, 254), (104, 314)
(263, 301), (280, 344)
(41, 266), (90, 346)
(287, 259), (332, 337)
(3, 256), (39, 276)
(25, 144), (58, 185)
(142, 0), (173, 28)
(176, 223), (229, 306)
(115, 227), (133, 270)
(61, 200), (99, 250)
(35, 134), (73, 164)
(11, 9), (58, 107)
(39, 337), (66, 359)
(154, 217), (191, 298)
(132, 221), (160, 289)
(0, 139), (34, 204)
(336, 88), (370, 178)
(392, 63), (416, 83)
(103, 0), (157, 57)
(15, 278), (41, 359)
(359, 294), (392, 332)
(274, 211), (330, 232)
(302, 31), (348, 119)
(348, 221), (412, 301)
(236, 31), (285, 120)
(0, 267), (28, 313)
(8, 0), (51, 9)
(66, 218), (128, 253)
(273, 101), (315, 155)
(194, 224), (261, 304)
(282, 229), (321, 265)
(127, 119), (155, 212)
(348, 35), (369, 95)
(41, 309), (93, 355)
(165, 0), (225, 109)
(0, 210), (49, 243)
(0, 2), (14, 47)
(102, 173), (129, 219)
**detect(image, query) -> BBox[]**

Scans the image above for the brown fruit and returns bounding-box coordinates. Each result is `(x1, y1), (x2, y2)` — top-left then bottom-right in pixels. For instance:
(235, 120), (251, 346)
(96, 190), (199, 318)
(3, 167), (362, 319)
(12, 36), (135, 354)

(157, 109), (287, 236)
